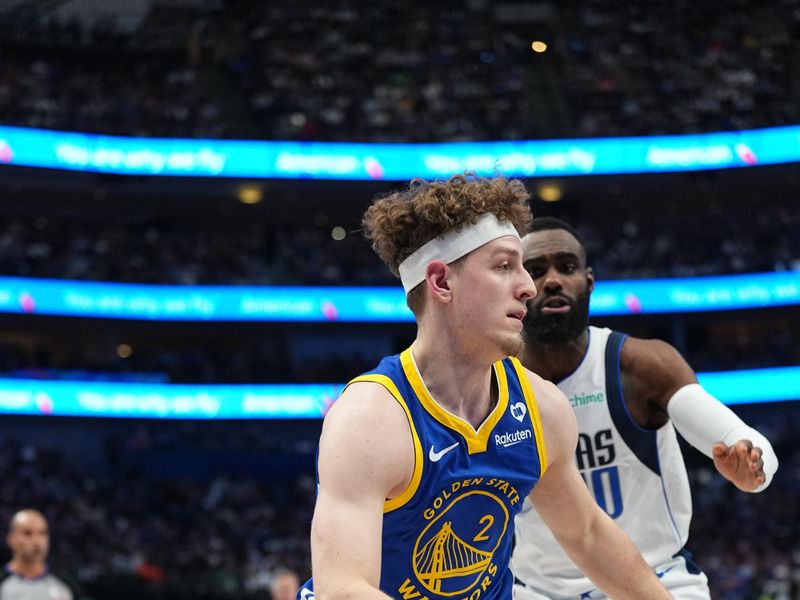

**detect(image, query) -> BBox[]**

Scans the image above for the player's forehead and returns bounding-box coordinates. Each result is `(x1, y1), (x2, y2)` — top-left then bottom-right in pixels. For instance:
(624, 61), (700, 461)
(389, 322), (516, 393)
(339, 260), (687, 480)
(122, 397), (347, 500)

(455, 237), (522, 278)
(522, 229), (583, 262)
(472, 235), (523, 260)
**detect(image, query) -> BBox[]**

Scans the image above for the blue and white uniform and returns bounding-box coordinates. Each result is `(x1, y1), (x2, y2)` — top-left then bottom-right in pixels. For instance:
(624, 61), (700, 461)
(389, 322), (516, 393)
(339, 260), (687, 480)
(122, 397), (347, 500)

(300, 347), (547, 600)
(512, 326), (709, 599)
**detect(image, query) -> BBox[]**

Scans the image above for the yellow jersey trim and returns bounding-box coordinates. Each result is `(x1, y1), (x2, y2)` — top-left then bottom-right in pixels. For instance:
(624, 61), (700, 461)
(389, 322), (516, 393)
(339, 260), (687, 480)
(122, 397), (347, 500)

(346, 374), (424, 513)
(400, 348), (509, 455)
(509, 357), (548, 477)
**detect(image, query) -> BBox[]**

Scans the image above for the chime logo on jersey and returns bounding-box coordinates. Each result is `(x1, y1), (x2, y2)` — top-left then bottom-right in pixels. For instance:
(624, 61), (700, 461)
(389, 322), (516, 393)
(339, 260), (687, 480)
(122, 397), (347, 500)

(569, 391), (605, 408)
(411, 489), (509, 596)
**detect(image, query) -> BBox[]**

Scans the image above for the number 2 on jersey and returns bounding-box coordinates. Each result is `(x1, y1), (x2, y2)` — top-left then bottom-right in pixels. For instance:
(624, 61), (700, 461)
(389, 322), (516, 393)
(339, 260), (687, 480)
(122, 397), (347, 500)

(473, 514), (494, 542)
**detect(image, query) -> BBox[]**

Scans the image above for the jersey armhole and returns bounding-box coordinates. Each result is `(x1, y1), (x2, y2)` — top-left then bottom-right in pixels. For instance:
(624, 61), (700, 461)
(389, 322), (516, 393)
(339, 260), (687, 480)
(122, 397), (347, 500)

(347, 374), (424, 512)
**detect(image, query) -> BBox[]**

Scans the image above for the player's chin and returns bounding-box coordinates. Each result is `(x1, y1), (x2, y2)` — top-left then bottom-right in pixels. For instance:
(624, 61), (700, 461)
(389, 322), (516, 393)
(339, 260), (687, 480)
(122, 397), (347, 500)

(499, 332), (524, 358)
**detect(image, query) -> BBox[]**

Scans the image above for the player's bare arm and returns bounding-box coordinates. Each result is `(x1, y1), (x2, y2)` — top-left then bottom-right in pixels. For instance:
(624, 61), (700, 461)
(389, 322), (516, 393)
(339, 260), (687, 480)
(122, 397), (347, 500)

(622, 337), (777, 492)
(311, 382), (415, 599)
(526, 371), (674, 600)
(619, 337), (696, 428)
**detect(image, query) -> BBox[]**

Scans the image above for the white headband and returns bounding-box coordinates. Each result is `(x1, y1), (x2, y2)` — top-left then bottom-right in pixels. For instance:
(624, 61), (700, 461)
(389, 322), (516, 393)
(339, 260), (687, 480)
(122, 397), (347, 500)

(397, 213), (520, 294)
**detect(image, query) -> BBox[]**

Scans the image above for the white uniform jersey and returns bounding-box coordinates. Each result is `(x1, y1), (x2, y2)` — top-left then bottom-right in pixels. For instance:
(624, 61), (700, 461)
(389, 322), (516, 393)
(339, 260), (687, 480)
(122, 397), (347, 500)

(512, 327), (696, 598)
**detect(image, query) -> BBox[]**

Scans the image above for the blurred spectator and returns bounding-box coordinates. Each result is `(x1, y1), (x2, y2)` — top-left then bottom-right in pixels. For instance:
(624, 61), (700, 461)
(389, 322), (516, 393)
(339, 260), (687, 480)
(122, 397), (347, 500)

(268, 567), (300, 600)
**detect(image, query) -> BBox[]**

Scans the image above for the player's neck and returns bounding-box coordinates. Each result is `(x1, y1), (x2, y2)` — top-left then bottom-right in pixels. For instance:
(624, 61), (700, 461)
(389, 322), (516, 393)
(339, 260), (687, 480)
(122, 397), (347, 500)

(8, 559), (46, 579)
(410, 338), (497, 428)
(519, 329), (590, 383)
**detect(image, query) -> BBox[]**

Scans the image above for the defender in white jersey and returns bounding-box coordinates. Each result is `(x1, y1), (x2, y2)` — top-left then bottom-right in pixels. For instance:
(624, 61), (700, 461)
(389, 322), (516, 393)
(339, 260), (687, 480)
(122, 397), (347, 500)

(511, 217), (778, 600)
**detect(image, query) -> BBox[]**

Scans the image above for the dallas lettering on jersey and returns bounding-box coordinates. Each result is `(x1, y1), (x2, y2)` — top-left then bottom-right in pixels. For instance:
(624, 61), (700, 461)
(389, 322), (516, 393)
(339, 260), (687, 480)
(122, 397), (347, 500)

(576, 429), (615, 470)
(576, 429), (624, 519)
(398, 478), (521, 600)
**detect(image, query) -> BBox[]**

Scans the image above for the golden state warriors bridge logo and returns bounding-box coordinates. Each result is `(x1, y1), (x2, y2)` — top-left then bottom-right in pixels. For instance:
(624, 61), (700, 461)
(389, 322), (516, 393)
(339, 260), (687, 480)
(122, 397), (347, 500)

(408, 486), (511, 598)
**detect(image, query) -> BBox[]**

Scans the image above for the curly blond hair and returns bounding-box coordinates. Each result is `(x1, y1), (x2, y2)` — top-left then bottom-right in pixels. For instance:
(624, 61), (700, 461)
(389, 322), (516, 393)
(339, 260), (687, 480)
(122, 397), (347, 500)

(363, 173), (532, 277)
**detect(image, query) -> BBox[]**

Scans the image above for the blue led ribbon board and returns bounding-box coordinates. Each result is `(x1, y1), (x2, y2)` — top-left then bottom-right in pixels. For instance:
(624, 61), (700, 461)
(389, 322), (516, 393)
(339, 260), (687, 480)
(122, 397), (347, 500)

(0, 272), (798, 321)
(0, 366), (796, 419)
(1, 124), (799, 179)
(0, 379), (344, 419)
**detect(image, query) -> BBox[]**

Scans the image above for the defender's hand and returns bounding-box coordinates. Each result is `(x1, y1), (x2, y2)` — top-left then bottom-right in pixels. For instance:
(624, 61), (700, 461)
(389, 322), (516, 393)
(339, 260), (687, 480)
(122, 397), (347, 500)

(712, 440), (766, 492)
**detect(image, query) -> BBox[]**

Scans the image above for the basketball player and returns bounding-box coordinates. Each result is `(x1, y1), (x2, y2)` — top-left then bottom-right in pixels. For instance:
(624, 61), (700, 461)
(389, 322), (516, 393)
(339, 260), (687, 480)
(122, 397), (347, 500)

(2, 509), (79, 600)
(511, 217), (779, 599)
(299, 175), (672, 599)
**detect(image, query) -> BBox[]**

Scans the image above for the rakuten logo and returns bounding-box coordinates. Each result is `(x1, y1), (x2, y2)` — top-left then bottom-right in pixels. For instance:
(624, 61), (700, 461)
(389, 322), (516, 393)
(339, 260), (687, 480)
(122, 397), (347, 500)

(495, 429), (532, 448)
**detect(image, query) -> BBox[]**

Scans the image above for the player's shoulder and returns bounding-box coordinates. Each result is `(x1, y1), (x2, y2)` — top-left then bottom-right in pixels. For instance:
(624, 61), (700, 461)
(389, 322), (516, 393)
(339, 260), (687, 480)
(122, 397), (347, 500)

(524, 369), (575, 430)
(320, 377), (412, 459)
(518, 367), (576, 458)
(318, 378), (415, 498)
(520, 367), (568, 410)
(619, 334), (697, 402)
(621, 334), (678, 355)
(327, 377), (408, 424)
(620, 335), (689, 374)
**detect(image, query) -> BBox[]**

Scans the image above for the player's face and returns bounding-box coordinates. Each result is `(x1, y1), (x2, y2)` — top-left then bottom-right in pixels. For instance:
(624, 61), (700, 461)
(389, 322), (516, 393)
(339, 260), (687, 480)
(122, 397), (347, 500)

(521, 229), (594, 344)
(450, 236), (537, 359)
(7, 513), (49, 564)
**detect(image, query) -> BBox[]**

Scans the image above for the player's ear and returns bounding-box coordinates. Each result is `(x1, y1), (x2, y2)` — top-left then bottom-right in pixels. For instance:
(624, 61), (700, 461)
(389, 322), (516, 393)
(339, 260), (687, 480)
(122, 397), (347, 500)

(585, 266), (595, 294)
(426, 261), (452, 304)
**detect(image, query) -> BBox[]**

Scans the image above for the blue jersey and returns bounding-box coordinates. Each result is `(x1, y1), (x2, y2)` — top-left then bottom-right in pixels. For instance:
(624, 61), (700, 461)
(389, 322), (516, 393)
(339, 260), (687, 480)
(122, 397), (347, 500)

(299, 347), (547, 600)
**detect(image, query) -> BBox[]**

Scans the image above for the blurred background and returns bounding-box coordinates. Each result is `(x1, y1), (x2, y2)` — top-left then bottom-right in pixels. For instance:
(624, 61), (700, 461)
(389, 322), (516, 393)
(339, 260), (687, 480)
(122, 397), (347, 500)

(0, 0), (799, 598)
